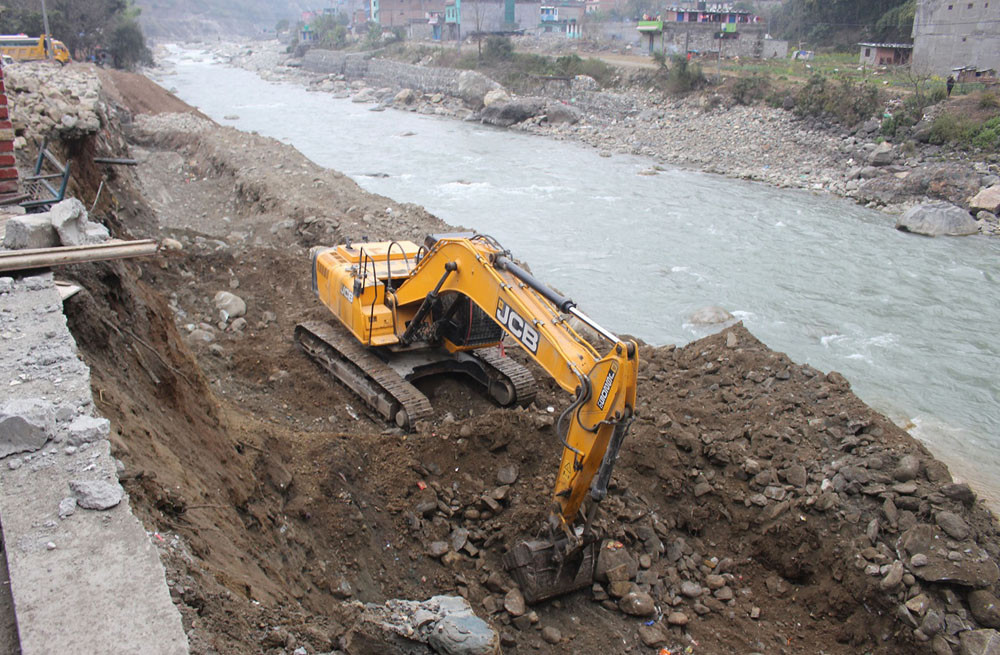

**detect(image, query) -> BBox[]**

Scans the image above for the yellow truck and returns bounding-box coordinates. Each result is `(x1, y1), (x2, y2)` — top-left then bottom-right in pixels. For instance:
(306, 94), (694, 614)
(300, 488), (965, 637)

(0, 34), (70, 64)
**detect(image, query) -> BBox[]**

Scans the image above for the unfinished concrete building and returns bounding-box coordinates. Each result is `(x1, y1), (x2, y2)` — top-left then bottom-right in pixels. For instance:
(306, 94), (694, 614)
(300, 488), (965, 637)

(911, 0), (1000, 76)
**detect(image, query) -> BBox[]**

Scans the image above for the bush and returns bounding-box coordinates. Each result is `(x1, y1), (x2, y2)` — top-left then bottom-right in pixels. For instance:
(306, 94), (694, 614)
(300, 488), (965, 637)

(731, 74), (771, 105)
(794, 73), (881, 126)
(980, 93), (1000, 110)
(663, 55), (704, 93)
(483, 36), (514, 62)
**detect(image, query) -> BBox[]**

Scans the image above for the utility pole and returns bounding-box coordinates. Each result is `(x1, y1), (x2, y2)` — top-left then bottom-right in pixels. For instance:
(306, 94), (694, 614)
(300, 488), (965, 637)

(40, 0), (52, 58)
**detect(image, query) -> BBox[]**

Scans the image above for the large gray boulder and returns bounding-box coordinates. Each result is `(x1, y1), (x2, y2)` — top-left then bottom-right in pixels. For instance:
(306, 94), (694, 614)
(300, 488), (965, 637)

(544, 102), (582, 125)
(479, 97), (546, 127)
(457, 70), (501, 110)
(868, 141), (895, 166)
(689, 306), (735, 325)
(896, 202), (979, 237)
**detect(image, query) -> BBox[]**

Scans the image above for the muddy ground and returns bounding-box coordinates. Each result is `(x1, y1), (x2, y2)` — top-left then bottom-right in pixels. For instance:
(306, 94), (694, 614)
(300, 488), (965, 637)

(27, 67), (1000, 654)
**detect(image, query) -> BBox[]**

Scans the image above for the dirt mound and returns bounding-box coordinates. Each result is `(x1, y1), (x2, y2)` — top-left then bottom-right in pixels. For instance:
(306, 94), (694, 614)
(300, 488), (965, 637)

(40, 67), (1000, 655)
(96, 67), (210, 118)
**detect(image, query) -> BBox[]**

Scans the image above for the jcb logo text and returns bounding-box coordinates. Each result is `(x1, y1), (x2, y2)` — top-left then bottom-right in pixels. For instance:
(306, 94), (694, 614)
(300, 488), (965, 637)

(496, 299), (539, 354)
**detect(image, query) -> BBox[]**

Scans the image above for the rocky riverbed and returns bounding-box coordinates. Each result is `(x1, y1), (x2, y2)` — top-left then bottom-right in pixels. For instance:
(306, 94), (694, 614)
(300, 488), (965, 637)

(166, 39), (1000, 237)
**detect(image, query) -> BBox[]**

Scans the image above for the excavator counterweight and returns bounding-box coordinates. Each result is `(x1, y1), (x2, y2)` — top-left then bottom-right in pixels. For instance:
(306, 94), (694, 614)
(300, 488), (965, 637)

(297, 233), (638, 602)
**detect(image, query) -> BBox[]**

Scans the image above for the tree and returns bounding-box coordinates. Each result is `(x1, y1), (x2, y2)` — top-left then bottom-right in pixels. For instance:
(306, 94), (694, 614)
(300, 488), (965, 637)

(275, 18), (290, 32)
(108, 15), (150, 70)
(0, 0), (149, 67)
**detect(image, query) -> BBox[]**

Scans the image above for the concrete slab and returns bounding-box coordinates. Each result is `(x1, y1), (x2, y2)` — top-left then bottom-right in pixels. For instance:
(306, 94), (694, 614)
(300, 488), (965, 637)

(0, 272), (187, 655)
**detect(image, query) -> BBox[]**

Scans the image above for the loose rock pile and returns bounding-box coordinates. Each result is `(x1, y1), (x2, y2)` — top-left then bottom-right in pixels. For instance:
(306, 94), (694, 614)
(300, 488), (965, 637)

(5, 61), (107, 145)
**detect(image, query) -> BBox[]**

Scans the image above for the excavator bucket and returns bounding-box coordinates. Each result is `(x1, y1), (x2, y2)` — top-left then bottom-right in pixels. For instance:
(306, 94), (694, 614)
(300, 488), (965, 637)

(503, 538), (597, 604)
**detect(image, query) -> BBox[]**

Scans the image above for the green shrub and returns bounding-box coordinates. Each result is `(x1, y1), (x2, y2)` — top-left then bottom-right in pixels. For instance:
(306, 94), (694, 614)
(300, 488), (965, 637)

(732, 74), (771, 105)
(980, 93), (1000, 110)
(971, 116), (1000, 150)
(483, 36), (514, 62)
(793, 73), (881, 126)
(663, 55), (704, 93)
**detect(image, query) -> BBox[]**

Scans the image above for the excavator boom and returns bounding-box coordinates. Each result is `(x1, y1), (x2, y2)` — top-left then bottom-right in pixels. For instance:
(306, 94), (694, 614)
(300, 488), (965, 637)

(301, 233), (639, 603)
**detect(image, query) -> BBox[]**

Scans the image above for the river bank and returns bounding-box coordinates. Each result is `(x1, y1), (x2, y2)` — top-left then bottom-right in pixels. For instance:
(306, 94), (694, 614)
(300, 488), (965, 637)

(5, 59), (1000, 655)
(164, 40), (1000, 236)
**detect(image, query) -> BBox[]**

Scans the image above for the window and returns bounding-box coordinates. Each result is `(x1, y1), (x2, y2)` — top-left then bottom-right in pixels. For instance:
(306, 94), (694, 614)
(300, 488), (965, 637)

(948, 3), (953, 8)
(865, 47), (871, 56)
(968, 3), (973, 7)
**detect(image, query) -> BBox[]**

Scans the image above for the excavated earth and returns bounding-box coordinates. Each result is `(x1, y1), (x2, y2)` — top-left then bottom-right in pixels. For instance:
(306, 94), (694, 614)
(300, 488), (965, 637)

(15, 65), (1000, 654)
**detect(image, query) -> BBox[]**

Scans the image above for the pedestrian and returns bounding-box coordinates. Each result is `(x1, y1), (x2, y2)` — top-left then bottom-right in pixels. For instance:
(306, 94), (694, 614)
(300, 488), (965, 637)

(947, 75), (955, 97)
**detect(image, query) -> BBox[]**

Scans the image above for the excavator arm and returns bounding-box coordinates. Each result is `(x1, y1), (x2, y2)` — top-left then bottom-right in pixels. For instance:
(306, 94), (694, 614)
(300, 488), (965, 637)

(391, 235), (639, 602)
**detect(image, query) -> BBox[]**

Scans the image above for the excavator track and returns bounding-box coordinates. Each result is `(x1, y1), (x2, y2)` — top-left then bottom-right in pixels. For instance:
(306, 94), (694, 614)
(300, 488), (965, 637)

(472, 347), (537, 407)
(295, 321), (433, 430)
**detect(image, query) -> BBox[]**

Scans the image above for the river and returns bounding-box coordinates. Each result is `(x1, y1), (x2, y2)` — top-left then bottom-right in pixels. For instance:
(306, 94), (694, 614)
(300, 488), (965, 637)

(155, 49), (1000, 503)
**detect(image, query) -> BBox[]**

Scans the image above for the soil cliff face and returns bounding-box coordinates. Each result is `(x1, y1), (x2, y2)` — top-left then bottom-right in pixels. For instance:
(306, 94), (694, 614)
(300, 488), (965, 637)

(14, 62), (1000, 655)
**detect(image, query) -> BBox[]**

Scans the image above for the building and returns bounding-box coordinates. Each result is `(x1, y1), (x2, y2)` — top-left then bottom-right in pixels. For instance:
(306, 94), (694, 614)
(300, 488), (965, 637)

(911, 0), (1000, 76)
(636, 5), (770, 57)
(540, 1), (586, 38)
(858, 42), (913, 67)
(375, 0), (446, 26)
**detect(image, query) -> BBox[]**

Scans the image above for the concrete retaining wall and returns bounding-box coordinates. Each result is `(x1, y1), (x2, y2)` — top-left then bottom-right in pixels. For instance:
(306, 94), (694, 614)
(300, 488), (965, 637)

(0, 272), (188, 655)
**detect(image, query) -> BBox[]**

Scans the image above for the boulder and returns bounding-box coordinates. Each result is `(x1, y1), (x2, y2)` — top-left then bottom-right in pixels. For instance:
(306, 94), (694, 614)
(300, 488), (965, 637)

(869, 141), (895, 166)
(544, 102), (581, 125)
(595, 542), (638, 583)
(479, 98), (546, 128)
(970, 590), (1000, 629)
(619, 591), (656, 616)
(896, 202), (979, 237)
(483, 89), (510, 108)
(458, 70), (501, 109)
(394, 88), (417, 105)
(213, 291), (247, 320)
(970, 185), (1000, 214)
(961, 629), (1000, 655)
(689, 306), (735, 325)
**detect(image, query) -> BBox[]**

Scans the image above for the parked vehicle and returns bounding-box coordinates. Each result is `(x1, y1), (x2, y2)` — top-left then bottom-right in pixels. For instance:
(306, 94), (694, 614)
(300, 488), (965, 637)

(0, 34), (71, 64)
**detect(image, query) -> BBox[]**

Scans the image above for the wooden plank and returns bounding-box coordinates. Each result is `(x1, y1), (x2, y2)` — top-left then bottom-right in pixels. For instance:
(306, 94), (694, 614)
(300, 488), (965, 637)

(0, 239), (160, 272)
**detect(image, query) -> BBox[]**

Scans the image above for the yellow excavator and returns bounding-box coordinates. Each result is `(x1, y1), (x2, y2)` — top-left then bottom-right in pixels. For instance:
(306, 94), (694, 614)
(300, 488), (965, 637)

(297, 233), (638, 602)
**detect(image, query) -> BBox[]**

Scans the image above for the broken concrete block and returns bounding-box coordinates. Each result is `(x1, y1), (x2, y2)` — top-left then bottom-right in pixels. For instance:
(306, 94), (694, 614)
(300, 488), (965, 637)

(65, 415), (111, 447)
(69, 479), (125, 510)
(0, 398), (56, 458)
(0, 277), (13, 294)
(83, 221), (110, 243)
(48, 198), (88, 246)
(3, 214), (59, 249)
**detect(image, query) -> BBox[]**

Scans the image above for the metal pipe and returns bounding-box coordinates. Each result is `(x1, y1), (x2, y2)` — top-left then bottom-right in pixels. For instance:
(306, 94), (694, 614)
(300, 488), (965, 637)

(0, 239), (160, 272)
